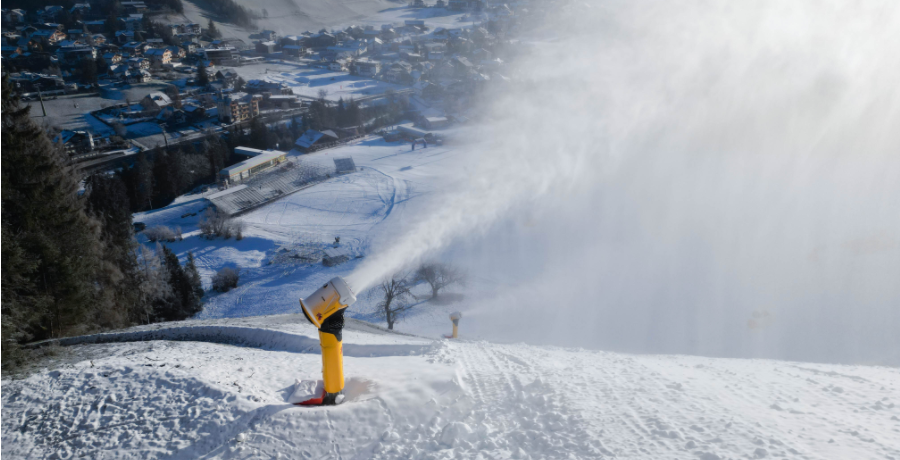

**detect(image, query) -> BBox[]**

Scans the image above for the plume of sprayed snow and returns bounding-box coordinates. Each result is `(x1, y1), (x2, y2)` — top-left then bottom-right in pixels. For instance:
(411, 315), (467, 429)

(350, 0), (900, 364)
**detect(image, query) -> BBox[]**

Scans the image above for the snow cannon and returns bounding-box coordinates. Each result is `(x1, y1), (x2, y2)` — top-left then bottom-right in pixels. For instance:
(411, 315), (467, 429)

(449, 311), (462, 339)
(298, 277), (357, 406)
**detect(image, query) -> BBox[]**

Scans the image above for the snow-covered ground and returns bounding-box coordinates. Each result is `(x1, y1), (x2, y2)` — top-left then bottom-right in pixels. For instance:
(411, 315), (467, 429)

(25, 83), (172, 134)
(7, 124), (898, 460)
(161, 1), (471, 46)
(229, 63), (407, 102)
(132, 134), (470, 331)
(4, 317), (899, 459)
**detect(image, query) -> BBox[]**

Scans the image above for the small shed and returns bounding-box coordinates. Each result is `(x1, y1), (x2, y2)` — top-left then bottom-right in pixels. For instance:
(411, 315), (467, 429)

(322, 247), (350, 267)
(422, 116), (450, 130)
(333, 157), (356, 174)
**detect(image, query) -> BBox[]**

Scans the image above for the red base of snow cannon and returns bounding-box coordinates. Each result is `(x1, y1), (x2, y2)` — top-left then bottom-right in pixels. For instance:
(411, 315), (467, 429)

(294, 389), (343, 406)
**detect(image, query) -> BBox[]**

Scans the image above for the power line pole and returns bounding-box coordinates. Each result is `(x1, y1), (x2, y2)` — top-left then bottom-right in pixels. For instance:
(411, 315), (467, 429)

(35, 83), (47, 117)
(160, 123), (169, 149)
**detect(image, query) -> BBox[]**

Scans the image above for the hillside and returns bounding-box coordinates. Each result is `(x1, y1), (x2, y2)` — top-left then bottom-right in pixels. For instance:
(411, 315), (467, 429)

(3, 316), (899, 459)
(130, 132), (473, 336)
(159, 0), (470, 44)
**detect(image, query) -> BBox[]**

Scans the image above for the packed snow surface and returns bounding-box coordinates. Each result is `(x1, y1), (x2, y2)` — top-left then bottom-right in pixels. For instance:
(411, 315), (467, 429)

(230, 63), (408, 102)
(3, 317), (899, 459)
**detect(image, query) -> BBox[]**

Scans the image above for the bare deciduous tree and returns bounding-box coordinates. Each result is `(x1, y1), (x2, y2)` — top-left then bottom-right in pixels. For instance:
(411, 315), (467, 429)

(371, 272), (414, 330)
(198, 207), (243, 239)
(317, 89), (328, 101)
(416, 263), (465, 299)
(144, 225), (176, 242)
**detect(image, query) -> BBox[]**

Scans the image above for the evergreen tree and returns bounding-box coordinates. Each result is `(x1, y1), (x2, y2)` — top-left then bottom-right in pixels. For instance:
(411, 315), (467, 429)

(132, 150), (154, 210)
(206, 18), (220, 38)
(203, 139), (223, 179)
(169, 148), (190, 194)
(81, 58), (98, 84)
(96, 56), (110, 76)
(1, 220), (43, 366)
(85, 173), (144, 325)
(197, 60), (209, 87)
(136, 245), (172, 324)
(336, 97), (347, 126)
(249, 116), (269, 149)
(347, 98), (362, 127)
(105, 11), (118, 34)
(185, 252), (205, 300)
(1, 76), (114, 356)
(151, 149), (187, 205)
(157, 246), (202, 321)
(301, 113), (310, 132)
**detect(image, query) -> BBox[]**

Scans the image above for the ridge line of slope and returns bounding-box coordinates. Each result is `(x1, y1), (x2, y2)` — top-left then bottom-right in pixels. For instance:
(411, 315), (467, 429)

(25, 325), (433, 358)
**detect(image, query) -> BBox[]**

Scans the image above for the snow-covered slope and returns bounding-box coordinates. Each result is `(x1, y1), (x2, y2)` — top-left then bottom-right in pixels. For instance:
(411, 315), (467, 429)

(132, 134), (471, 334)
(3, 318), (899, 459)
(160, 0), (471, 45)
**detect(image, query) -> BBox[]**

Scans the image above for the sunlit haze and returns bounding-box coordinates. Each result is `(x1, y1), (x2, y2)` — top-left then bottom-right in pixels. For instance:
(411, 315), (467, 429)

(349, 0), (900, 365)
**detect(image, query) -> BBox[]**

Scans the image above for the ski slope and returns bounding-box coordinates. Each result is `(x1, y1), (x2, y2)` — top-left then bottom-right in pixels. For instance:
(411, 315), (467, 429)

(161, 0), (472, 46)
(132, 134), (472, 328)
(3, 317), (899, 459)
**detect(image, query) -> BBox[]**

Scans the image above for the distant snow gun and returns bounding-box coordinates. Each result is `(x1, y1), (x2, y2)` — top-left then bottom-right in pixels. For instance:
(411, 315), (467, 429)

(411, 138), (427, 150)
(297, 277), (357, 406)
(447, 311), (462, 339)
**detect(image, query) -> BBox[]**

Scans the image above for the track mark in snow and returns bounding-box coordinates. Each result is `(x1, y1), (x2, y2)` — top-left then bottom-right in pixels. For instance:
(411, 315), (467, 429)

(368, 340), (605, 459)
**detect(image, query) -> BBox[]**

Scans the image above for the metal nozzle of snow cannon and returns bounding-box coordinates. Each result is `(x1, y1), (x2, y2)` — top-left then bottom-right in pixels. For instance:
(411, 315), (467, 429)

(300, 276), (357, 328)
(298, 277), (357, 406)
(449, 311), (462, 339)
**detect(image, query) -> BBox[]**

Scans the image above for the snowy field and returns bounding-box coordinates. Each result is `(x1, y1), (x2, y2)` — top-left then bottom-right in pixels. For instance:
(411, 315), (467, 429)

(161, 1), (471, 46)
(25, 82), (173, 132)
(27, 93), (116, 135)
(229, 63), (408, 102)
(132, 134), (469, 331)
(7, 131), (896, 460)
(3, 317), (899, 459)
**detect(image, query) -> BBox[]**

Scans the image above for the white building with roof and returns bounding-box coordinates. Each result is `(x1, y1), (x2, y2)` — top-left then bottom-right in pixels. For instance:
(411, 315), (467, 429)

(218, 148), (287, 185)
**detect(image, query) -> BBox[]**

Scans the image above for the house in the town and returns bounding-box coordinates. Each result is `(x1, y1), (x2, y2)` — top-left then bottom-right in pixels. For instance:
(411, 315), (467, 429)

(53, 130), (94, 155)
(294, 129), (339, 152)
(354, 59), (380, 77)
(140, 91), (171, 113)
(103, 51), (122, 65)
(144, 47), (171, 65)
(255, 41), (276, 55)
(217, 91), (260, 123)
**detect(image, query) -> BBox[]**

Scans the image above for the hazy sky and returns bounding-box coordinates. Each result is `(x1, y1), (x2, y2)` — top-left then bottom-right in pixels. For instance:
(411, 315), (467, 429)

(350, 0), (900, 365)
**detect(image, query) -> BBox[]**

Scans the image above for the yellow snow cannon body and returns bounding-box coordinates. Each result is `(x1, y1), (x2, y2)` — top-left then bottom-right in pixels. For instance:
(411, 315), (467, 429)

(298, 277), (357, 406)
(449, 311), (462, 339)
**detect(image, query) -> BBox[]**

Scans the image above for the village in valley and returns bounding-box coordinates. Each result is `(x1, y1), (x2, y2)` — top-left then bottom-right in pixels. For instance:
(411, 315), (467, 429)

(2, 0), (528, 181)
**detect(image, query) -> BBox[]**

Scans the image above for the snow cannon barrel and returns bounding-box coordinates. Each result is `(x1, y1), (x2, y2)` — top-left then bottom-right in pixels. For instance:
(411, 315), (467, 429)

(450, 311), (462, 339)
(300, 277), (357, 328)
(299, 277), (356, 406)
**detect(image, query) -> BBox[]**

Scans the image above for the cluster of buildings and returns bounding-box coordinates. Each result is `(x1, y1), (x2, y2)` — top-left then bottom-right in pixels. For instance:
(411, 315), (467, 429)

(244, 8), (515, 90)
(2, 3), (204, 85)
(2, 0), (528, 160)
